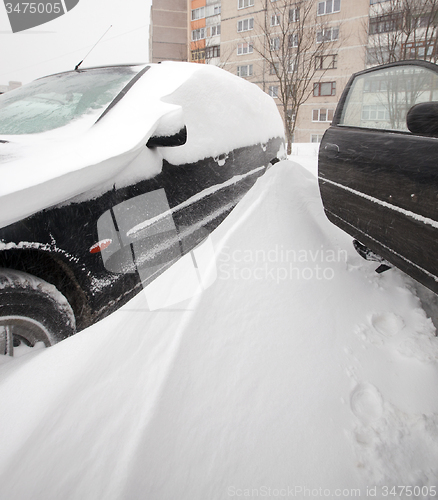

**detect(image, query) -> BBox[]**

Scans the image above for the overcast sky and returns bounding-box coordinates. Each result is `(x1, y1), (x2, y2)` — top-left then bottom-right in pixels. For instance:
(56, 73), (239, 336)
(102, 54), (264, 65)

(0, 0), (152, 85)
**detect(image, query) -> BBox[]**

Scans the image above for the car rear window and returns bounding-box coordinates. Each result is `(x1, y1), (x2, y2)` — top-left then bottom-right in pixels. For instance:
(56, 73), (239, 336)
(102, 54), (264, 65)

(0, 67), (139, 135)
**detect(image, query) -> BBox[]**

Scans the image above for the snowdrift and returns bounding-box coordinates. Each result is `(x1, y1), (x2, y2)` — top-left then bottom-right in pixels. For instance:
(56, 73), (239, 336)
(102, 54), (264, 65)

(0, 161), (437, 499)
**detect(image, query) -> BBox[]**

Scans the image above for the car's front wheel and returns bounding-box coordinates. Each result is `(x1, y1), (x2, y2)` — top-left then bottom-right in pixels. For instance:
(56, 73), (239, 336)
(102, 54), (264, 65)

(0, 269), (76, 356)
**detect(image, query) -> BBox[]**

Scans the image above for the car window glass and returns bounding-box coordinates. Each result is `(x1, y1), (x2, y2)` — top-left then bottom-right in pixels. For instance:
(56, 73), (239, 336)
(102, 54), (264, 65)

(339, 64), (438, 132)
(0, 67), (138, 135)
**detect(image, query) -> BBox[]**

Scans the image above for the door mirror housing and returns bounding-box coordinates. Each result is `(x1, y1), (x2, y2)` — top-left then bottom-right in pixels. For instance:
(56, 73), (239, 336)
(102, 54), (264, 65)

(146, 126), (187, 148)
(407, 102), (438, 138)
(147, 106), (187, 148)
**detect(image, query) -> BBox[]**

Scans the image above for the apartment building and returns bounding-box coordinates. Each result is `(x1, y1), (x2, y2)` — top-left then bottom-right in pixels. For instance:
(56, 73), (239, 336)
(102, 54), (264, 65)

(190, 0), (222, 64)
(153, 0), (438, 142)
(220, 0), (371, 143)
(149, 0), (189, 63)
(301, 0), (370, 143)
(366, 0), (438, 65)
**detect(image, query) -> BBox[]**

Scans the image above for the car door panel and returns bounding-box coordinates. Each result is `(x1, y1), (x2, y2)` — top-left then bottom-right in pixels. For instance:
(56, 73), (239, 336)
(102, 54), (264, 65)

(319, 61), (438, 294)
(0, 137), (283, 329)
(320, 127), (438, 220)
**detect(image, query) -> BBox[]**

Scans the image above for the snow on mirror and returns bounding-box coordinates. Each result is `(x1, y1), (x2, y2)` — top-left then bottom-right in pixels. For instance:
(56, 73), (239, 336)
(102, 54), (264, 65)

(339, 65), (438, 132)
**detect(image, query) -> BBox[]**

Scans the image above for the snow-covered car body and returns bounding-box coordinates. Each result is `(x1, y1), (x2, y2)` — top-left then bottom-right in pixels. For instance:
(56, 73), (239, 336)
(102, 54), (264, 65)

(318, 60), (438, 294)
(0, 62), (285, 350)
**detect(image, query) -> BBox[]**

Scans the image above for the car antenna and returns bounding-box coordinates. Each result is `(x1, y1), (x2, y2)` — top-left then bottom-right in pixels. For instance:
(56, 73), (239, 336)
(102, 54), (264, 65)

(74, 25), (113, 71)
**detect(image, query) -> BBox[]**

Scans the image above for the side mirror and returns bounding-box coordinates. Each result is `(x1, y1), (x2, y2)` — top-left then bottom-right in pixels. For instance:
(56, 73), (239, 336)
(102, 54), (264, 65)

(146, 126), (187, 148)
(407, 102), (438, 138)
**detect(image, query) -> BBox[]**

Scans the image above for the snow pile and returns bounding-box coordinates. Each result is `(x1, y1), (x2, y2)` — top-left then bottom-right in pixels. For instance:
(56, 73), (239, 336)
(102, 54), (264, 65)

(0, 160), (437, 499)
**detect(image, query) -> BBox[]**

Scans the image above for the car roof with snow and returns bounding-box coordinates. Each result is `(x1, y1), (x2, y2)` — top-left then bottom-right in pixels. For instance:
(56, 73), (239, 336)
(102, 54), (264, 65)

(0, 62), (285, 228)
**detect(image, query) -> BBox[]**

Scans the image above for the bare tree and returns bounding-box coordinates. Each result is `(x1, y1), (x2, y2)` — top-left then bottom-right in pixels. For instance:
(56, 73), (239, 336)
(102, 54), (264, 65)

(367, 0), (438, 65)
(241, 0), (339, 153)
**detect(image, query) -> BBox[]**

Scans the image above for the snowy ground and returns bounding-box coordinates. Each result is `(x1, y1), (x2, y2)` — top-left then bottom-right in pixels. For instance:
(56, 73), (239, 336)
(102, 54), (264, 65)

(0, 150), (438, 500)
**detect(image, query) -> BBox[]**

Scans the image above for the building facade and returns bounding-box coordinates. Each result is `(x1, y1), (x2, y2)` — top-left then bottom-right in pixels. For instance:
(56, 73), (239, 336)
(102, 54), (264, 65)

(298, 0), (370, 143)
(190, 0), (222, 64)
(149, 0), (189, 63)
(152, 0), (438, 143)
(220, 0), (370, 143)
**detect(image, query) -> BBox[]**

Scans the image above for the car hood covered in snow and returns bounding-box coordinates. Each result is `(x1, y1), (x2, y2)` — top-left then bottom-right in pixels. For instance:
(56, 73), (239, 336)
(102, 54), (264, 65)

(0, 62), (285, 229)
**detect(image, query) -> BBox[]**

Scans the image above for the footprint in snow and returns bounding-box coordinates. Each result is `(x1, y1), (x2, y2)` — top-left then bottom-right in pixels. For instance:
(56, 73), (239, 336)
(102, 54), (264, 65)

(354, 312), (405, 346)
(350, 383), (384, 425)
(370, 312), (405, 338)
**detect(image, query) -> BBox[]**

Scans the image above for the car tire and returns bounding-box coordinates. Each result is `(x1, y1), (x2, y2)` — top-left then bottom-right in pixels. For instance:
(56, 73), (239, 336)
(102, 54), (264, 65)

(0, 269), (76, 356)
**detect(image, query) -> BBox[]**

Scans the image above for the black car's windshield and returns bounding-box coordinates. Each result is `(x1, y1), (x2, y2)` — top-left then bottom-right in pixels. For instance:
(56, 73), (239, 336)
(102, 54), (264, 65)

(0, 66), (139, 135)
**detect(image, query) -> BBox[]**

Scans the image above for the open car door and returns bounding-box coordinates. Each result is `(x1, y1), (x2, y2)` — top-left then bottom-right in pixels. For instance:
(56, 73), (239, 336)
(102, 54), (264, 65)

(318, 60), (438, 294)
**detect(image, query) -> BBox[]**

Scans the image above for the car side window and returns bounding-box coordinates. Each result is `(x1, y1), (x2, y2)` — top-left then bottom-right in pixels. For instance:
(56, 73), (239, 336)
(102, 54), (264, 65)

(339, 64), (438, 132)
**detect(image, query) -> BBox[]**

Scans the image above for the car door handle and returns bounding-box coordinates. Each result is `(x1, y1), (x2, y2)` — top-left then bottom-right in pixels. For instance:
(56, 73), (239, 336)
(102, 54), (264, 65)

(324, 143), (339, 158)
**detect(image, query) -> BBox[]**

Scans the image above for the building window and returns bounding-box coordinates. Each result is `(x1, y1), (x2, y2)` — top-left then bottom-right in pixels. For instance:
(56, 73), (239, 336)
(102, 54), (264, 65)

(289, 7), (299, 22)
(192, 28), (206, 41)
(403, 40), (436, 59)
(195, 4), (220, 17)
(370, 0), (390, 4)
(408, 14), (434, 29)
(210, 24), (221, 37)
(315, 54), (337, 70)
(289, 33), (299, 47)
(270, 36), (280, 50)
(205, 45), (220, 59)
(238, 0), (254, 9)
(237, 64), (253, 77)
(311, 134), (324, 143)
(317, 0), (340, 15)
(238, 17), (254, 32)
(287, 110), (296, 122)
(313, 81), (336, 96)
(271, 14), (280, 26)
(191, 49), (205, 61)
(287, 83), (295, 96)
(316, 27), (339, 43)
(191, 7), (205, 20)
(369, 13), (403, 34)
(366, 46), (391, 65)
(270, 62), (280, 74)
(269, 86), (279, 98)
(237, 42), (254, 55)
(288, 61), (295, 73)
(312, 108), (334, 122)
(211, 4), (221, 15)
(361, 104), (390, 121)
(363, 77), (388, 93)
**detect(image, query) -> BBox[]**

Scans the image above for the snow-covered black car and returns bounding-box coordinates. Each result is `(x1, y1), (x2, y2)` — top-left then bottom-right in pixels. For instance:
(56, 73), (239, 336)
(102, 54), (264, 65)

(319, 60), (438, 294)
(0, 62), (285, 355)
